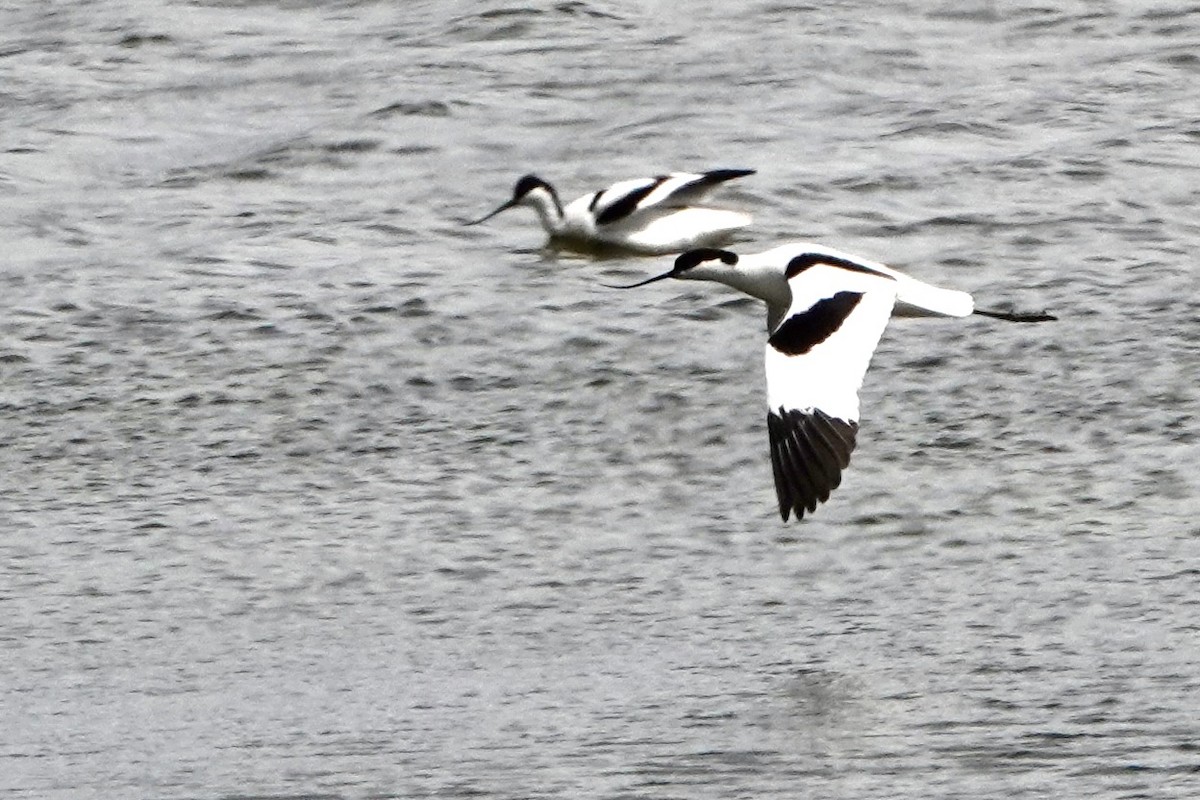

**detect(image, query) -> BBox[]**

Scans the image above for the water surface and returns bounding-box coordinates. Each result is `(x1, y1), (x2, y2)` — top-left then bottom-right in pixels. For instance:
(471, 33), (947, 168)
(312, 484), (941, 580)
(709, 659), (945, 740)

(2, 2), (1198, 798)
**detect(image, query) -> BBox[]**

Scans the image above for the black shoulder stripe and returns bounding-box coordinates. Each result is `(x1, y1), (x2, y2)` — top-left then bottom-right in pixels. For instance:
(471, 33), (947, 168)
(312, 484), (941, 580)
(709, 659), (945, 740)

(595, 177), (667, 225)
(768, 408), (858, 521)
(587, 190), (603, 211)
(768, 291), (863, 356)
(785, 253), (895, 280)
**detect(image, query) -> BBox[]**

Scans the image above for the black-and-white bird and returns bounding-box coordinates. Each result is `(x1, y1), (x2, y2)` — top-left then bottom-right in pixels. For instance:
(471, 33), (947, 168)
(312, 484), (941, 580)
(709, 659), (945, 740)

(465, 169), (755, 254)
(607, 243), (1056, 521)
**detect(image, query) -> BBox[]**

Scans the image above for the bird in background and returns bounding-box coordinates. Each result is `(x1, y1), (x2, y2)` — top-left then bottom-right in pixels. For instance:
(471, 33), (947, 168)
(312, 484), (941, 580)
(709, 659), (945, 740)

(465, 169), (755, 255)
(606, 243), (1057, 521)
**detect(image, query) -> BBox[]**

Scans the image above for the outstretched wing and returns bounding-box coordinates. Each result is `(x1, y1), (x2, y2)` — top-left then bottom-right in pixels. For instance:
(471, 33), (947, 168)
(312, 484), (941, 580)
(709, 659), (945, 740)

(591, 169), (754, 226)
(764, 258), (899, 521)
(767, 408), (859, 523)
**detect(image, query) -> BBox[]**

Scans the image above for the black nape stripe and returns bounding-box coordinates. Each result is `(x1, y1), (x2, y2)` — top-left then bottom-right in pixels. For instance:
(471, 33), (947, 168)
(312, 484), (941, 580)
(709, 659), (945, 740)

(768, 291), (863, 356)
(785, 253), (893, 281)
(595, 176), (668, 225)
(674, 248), (738, 272)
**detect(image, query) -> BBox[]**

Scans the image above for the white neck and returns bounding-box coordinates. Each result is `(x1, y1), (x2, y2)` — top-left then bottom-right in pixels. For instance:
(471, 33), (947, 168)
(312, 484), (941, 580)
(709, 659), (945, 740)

(678, 260), (792, 331)
(519, 187), (565, 235)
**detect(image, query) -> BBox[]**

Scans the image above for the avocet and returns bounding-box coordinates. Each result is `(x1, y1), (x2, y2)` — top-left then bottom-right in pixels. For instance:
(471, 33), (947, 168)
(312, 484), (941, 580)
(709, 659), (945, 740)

(607, 244), (1056, 520)
(466, 169), (755, 255)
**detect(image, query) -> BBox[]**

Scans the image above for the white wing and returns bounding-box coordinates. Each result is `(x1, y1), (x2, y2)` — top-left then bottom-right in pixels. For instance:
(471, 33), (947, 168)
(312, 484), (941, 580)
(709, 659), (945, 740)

(759, 242), (975, 319)
(590, 169), (754, 226)
(763, 261), (898, 521)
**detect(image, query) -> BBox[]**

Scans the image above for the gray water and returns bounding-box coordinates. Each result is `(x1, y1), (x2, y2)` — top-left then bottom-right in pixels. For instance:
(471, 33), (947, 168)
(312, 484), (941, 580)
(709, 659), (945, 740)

(2, 2), (1199, 798)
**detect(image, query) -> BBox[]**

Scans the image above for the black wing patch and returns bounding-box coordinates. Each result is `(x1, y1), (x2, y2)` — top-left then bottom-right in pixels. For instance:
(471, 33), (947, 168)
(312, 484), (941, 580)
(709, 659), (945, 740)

(768, 292), (863, 356)
(768, 408), (858, 521)
(595, 177), (667, 225)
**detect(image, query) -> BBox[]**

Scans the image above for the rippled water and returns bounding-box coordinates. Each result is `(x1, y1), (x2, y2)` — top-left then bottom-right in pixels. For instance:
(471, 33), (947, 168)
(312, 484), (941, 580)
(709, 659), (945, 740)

(2, 1), (1199, 798)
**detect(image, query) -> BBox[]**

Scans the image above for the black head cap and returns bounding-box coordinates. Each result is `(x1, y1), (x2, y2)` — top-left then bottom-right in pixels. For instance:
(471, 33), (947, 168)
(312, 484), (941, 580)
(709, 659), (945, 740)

(600, 247), (738, 290)
(674, 248), (739, 273)
(513, 174), (552, 199)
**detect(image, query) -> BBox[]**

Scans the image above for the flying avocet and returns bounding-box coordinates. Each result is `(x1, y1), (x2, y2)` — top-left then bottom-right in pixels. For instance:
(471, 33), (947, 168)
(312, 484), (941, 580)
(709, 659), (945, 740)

(465, 169), (755, 255)
(606, 244), (1056, 521)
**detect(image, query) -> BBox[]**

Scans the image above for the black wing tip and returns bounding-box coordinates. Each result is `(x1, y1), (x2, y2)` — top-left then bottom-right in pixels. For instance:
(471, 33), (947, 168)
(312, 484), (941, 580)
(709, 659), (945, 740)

(703, 168), (756, 182)
(974, 307), (1058, 323)
(768, 408), (858, 523)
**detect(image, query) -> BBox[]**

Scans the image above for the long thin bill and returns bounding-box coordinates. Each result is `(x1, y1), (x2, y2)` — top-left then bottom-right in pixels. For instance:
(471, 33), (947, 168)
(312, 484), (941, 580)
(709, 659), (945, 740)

(599, 271), (675, 289)
(463, 200), (515, 226)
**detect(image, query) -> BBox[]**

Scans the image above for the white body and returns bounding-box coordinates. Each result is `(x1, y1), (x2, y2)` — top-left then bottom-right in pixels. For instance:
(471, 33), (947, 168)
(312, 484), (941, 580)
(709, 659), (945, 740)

(676, 242), (975, 332)
(557, 193), (750, 254)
